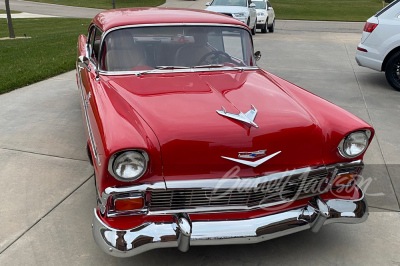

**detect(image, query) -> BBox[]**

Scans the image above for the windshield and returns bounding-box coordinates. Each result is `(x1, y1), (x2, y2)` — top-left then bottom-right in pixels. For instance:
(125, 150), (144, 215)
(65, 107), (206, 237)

(253, 1), (266, 9)
(211, 0), (247, 7)
(100, 26), (255, 72)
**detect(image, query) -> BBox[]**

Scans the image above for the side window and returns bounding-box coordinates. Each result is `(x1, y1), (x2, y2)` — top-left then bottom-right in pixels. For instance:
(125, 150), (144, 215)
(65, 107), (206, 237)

(248, 0), (252, 7)
(88, 26), (96, 58)
(91, 28), (103, 62)
(267, 1), (271, 8)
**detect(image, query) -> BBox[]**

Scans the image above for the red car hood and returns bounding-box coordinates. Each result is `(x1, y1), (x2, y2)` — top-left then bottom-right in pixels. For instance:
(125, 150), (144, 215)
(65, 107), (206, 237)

(106, 70), (324, 181)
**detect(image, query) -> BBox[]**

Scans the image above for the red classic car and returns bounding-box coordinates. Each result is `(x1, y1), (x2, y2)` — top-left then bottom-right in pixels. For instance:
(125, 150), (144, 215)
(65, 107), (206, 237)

(76, 8), (374, 257)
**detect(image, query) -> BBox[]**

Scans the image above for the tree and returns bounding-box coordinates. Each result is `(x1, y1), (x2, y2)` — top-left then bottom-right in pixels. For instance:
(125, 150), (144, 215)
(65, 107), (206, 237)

(5, 0), (15, 38)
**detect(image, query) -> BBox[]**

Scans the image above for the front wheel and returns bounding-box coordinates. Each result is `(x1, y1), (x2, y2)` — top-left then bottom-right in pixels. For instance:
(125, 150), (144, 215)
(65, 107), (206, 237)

(261, 21), (267, 33)
(268, 19), (275, 33)
(385, 51), (400, 91)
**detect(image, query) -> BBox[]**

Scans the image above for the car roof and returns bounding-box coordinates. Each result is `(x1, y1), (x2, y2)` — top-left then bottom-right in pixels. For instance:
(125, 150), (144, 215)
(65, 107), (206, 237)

(92, 7), (248, 32)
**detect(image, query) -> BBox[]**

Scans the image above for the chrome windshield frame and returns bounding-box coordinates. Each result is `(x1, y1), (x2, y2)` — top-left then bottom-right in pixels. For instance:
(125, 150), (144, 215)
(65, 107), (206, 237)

(97, 23), (258, 76)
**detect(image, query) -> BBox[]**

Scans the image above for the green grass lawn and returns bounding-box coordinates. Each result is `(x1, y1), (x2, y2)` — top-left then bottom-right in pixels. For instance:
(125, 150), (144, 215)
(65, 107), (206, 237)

(24, 0), (165, 9)
(0, 18), (91, 94)
(273, 0), (387, 21)
(0, 10), (21, 14)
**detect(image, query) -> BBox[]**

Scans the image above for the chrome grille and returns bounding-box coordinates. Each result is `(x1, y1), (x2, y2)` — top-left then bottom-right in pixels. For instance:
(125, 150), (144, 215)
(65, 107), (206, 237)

(221, 13), (233, 17)
(150, 170), (330, 211)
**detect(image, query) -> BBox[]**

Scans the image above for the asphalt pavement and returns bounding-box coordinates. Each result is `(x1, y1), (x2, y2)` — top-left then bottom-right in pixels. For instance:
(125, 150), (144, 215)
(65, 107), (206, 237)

(0, 0), (399, 265)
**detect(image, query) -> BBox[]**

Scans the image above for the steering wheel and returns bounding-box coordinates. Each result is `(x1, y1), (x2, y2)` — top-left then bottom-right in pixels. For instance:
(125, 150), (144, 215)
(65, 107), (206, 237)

(197, 51), (234, 65)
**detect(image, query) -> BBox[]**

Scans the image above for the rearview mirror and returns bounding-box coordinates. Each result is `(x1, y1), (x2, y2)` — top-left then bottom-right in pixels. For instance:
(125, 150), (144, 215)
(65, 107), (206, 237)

(254, 51), (262, 61)
(78, 55), (91, 71)
(206, 2), (210, 6)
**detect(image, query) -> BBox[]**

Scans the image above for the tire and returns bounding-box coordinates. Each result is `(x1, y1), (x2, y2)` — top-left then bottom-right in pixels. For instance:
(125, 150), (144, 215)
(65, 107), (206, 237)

(385, 51), (400, 91)
(261, 21), (267, 33)
(268, 19), (275, 33)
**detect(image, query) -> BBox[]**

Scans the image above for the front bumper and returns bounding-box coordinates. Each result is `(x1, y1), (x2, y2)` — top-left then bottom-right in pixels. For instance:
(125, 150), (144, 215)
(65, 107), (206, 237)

(92, 186), (368, 258)
(256, 16), (267, 27)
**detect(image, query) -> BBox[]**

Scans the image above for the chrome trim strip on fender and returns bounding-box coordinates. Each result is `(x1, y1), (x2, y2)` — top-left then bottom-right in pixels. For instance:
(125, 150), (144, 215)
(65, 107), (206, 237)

(92, 186), (368, 258)
(76, 64), (101, 166)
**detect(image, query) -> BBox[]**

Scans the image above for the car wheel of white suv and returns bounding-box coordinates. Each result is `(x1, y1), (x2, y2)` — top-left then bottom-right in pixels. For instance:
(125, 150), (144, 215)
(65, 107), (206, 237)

(268, 19), (275, 33)
(261, 21), (267, 33)
(385, 51), (400, 91)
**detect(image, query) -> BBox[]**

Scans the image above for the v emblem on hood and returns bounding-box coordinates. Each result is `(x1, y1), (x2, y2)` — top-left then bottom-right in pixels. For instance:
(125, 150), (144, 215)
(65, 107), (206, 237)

(222, 151), (281, 168)
(217, 105), (259, 129)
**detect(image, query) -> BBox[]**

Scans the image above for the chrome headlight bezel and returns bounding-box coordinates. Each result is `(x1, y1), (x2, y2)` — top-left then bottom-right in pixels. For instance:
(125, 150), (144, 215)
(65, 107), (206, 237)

(338, 130), (371, 159)
(108, 150), (149, 182)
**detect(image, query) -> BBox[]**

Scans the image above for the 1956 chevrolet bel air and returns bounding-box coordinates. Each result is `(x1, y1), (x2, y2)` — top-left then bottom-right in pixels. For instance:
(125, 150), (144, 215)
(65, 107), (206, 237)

(76, 8), (374, 257)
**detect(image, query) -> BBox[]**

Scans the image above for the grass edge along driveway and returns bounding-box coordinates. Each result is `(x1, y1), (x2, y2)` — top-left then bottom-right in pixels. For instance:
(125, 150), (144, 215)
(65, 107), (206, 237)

(0, 18), (91, 94)
(23, 0), (165, 9)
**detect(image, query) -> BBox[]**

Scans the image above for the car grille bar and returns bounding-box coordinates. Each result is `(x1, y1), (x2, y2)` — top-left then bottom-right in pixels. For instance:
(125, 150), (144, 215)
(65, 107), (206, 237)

(150, 169), (332, 212)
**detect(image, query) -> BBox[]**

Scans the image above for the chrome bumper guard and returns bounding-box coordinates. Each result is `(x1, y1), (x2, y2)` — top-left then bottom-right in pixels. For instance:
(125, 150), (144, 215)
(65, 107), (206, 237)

(92, 186), (368, 258)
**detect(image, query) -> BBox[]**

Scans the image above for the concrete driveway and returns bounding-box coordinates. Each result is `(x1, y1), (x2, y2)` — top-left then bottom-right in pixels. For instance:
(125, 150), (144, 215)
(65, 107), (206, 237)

(0, 0), (399, 265)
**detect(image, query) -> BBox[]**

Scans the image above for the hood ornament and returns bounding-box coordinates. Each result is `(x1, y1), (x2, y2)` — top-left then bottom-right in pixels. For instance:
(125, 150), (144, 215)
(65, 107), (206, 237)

(217, 105), (258, 129)
(222, 151), (281, 168)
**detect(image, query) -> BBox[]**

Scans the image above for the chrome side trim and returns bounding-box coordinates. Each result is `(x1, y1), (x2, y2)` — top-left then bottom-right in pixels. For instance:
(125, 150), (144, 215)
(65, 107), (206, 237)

(92, 186), (368, 258)
(76, 65), (101, 166)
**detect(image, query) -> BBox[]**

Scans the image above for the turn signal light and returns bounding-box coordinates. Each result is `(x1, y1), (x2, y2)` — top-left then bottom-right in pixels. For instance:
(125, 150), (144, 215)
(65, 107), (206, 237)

(363, 22), (378, 33)
(114, 197), (144, 211)
(332, 173), (356, 187)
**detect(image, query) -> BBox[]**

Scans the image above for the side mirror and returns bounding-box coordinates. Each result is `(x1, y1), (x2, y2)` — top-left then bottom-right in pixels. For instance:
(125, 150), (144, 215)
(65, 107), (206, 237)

(250, 3), (256, 8)
(254, 51), (262, 61)
(268, 7), (273, 10)
(206, 2), (210, 6)
(78, 55), (91, 71)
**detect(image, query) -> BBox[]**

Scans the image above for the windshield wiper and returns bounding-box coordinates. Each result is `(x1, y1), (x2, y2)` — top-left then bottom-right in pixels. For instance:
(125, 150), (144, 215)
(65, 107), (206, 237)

(192, 64), (225, 69)
(135, 66), (190, 76)
(135, 65), (247, 76)
(155, 66), (190, 70)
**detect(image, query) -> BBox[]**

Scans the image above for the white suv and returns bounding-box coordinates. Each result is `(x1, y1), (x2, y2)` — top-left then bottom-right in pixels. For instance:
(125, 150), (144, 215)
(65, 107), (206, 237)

(253, 0), (275, 33)
(206, 0), (257, 35)
(356, 0), (400, 91)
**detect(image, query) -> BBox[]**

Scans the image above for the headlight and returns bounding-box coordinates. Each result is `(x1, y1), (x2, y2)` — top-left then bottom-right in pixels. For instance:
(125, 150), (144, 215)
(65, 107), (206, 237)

(108, 150), (149, 181)
(257, 12), (265, 16)
(338, 130), (371, 158)
(233, 13), (246, 17)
